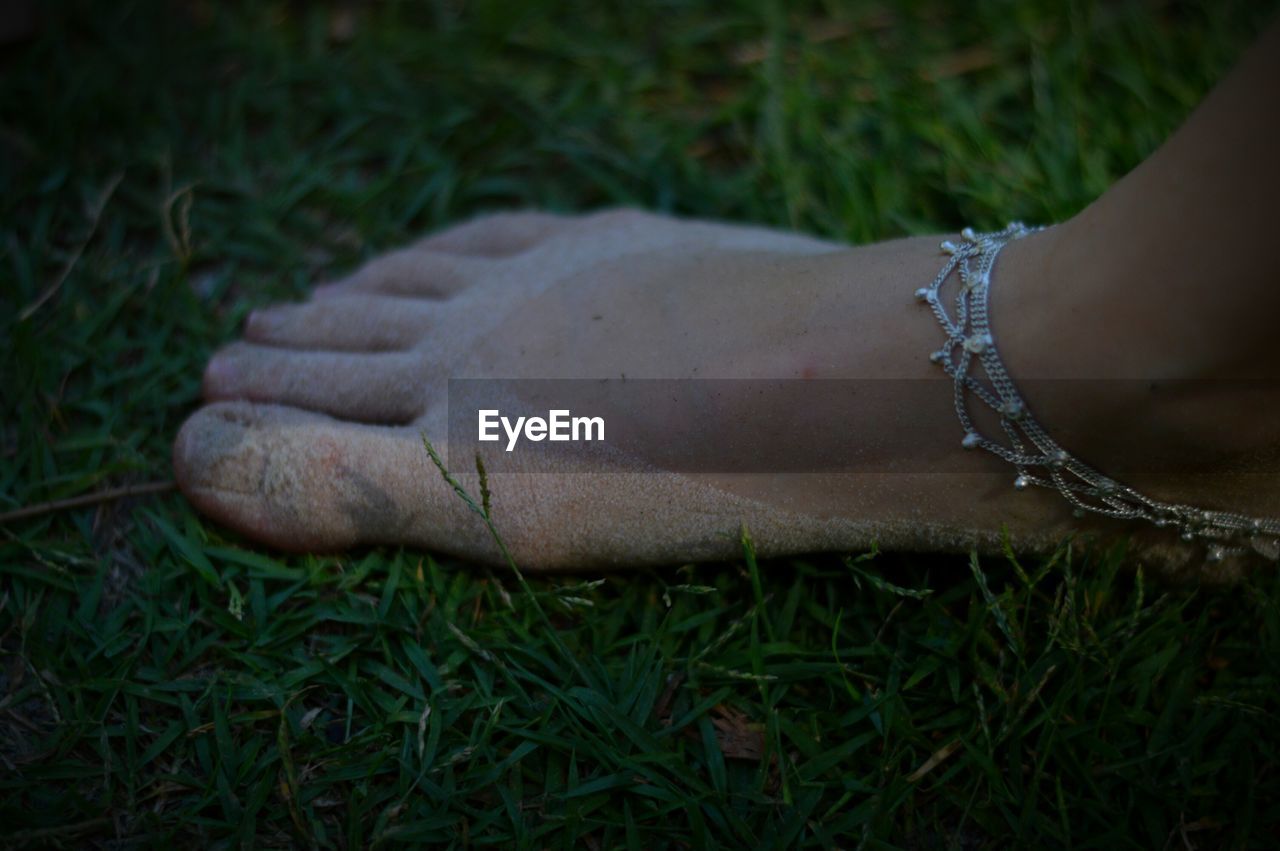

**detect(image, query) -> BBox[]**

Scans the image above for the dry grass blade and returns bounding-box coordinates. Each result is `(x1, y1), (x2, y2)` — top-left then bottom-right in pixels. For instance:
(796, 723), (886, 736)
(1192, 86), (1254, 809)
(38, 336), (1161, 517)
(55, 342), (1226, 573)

(0, 480), (175, 524)
(18, 171), (123, 321)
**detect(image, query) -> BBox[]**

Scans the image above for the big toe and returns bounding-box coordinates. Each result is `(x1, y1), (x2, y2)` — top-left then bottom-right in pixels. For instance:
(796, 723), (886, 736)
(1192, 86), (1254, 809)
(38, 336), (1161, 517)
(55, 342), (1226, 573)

(173, 401), (428, 551)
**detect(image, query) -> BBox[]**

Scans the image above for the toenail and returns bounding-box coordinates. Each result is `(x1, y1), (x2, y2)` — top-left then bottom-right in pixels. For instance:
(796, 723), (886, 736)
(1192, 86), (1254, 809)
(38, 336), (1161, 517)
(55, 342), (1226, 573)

(204, 355), (237, 391)
(245, 308), (275, 334)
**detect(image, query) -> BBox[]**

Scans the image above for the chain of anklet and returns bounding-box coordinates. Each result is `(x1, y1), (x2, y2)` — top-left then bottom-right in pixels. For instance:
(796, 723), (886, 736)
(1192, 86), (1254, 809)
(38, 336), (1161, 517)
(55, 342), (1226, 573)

(915, 223), (1280, 565)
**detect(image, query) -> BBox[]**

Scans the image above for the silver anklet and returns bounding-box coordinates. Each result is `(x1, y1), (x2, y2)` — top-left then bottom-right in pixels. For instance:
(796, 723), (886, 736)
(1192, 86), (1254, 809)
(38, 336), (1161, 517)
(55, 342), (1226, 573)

(916, 223), (1280, 564)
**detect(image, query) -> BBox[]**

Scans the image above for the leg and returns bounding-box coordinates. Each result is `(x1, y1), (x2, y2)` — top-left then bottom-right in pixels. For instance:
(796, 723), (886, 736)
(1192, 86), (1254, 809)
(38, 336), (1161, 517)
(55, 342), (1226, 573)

(175, 20), (1280, 580)
(999, 14), (1280, 382)
(992, 15), (1280, 518)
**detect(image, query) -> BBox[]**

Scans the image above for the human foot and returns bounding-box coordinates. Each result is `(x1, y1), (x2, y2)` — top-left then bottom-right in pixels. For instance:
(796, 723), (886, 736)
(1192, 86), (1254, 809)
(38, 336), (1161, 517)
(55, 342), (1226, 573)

(174, 210), (1280, 580)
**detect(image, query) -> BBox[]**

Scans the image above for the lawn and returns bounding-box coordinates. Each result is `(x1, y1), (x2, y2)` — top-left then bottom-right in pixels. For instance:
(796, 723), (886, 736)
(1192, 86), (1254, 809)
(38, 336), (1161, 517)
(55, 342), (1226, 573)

(3, 0), (1279, 846)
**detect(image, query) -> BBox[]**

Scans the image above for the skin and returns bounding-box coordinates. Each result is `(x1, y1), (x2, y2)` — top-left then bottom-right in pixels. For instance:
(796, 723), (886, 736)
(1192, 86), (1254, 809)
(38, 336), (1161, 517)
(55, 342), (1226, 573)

(175, 18), (1280, 581)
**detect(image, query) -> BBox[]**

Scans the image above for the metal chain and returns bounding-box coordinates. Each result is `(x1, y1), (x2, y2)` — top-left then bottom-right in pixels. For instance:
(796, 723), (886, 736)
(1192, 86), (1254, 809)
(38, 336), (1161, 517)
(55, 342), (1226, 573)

(915, 223), (1280, 564)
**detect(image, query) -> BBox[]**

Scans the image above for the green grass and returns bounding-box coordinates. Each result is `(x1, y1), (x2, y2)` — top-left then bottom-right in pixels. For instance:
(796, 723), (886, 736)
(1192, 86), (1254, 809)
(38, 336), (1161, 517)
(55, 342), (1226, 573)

(3, 0), (1279, 846)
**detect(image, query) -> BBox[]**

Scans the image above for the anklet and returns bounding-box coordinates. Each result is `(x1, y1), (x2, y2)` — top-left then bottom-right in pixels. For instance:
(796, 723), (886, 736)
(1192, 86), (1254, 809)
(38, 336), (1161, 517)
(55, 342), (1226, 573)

(916, 223), (1280, 564)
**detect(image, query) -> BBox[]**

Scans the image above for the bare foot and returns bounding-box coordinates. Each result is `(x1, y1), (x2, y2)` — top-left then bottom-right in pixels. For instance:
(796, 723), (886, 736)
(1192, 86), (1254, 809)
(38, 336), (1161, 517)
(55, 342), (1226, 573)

(174, 210), (1279, 580)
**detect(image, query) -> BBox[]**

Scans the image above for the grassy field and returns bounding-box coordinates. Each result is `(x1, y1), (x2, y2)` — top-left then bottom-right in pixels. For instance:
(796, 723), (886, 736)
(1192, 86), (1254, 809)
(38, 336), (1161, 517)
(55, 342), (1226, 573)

(3, 0), (1280, 846)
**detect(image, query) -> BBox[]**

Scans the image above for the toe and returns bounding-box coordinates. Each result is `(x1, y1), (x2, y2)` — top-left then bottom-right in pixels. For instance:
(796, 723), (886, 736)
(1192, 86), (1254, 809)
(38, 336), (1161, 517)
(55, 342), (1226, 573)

(315, 248), (496, 300)
(203, 342), (429, 424)
(174, 401), (474, 552)
(244, 295), (435, 352)
(416, 211), (574, 257)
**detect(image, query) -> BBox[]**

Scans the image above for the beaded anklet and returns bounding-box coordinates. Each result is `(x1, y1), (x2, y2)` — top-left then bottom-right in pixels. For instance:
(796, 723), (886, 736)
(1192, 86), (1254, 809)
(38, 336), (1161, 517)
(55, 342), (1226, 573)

(916, 223), (1280, 564)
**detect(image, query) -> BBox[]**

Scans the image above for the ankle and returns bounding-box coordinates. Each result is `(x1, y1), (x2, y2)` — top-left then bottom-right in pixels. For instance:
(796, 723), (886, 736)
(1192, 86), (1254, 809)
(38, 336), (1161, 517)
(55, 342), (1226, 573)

(985, 216), (1280, 508)
(1006, 207), (1279, 383)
